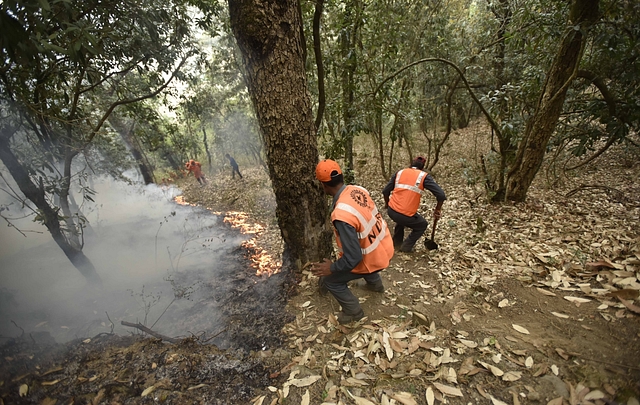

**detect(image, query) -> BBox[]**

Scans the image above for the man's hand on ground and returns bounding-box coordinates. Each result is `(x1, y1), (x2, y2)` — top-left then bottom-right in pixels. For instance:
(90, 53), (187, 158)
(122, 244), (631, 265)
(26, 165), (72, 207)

(311, 258), (332, 277)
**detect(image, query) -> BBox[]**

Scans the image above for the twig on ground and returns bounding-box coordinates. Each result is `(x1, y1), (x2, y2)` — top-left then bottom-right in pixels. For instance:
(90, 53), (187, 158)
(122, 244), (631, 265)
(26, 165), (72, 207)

(120, 321), (181, 343)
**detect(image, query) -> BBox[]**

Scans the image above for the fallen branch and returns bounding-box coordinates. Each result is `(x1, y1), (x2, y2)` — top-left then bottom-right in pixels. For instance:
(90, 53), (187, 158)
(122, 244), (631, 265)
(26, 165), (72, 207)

(120, 321), (181, 344)
(565, 184), (626, 202)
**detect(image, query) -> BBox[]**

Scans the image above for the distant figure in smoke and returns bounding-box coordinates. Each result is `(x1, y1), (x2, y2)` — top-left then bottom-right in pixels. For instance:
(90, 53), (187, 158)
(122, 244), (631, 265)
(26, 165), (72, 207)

(185, 159), (207, 185)
(225, 153), (243, 179)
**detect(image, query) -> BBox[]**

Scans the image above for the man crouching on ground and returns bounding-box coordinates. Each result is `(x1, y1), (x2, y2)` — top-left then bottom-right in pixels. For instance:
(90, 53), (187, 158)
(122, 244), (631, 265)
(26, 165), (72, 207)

(311, 159), (395, 324)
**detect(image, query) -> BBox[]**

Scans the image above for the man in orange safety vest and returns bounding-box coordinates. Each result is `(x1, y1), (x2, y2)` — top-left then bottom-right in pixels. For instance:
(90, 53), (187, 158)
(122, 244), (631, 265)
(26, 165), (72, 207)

(382, 156), (446, 252)
(311, 159), (394, 324)
(185, 159), (207, 185)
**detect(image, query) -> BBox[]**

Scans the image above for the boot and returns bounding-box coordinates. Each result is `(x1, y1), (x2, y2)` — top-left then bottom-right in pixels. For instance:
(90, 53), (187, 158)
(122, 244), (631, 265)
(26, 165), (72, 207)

(337, 309), (365, 325)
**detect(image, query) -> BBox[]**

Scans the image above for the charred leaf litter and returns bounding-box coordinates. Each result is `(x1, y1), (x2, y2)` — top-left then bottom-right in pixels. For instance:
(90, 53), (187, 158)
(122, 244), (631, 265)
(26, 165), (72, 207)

(0, 184), (296, 404)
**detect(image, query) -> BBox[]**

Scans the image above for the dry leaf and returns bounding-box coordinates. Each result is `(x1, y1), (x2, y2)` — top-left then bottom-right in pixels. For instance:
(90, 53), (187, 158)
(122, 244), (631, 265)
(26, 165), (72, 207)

(617, 297), (640, 314)
(391, 392), (418, 405)
(347, 391), (376, 405)
(551, 312), (570, 319)
(584, 390), (605, 400)
(512, 324), (530, 334)
(502, 371), (522, 381)
(141, 385), (156, 397)
(287, 375), (322, 387)
(459, 339), (478, 348)
(478, 361), (504, 376)
(490, 396), (509, 405)
(548, 397), (563, 405)
(433, 382), (463, 397)
(41, 380), (59, 386)
(564, 296), (591, 303)
(525, 356), (534, 368)
(551, 364), (559, 375)
(426, 386), (435, 405)
(301, 389), (310, 405)
(187, 384), (208, 391)
(537, 288), (557, 296)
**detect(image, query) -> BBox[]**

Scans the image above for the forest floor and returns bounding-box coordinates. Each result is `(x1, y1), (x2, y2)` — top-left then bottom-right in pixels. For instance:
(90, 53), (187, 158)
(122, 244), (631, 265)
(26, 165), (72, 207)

(1, 124), (639, 405)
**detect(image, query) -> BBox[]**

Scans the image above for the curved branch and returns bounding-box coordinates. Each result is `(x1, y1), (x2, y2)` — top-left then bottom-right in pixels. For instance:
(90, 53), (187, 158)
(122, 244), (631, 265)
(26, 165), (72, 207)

(371, 57), (502, 140)
(565, 133), (618, 170)
(84, 56), (190, 147)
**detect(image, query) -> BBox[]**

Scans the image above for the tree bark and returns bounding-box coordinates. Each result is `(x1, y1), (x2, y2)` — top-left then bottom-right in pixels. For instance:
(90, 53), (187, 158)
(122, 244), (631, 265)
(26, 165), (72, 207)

(228, 0), (333, 271)
(0, 137), (102, 285)
(505, 0), (599, 201)
(313, 0), (326, 132)
(109, 115), (155, 184)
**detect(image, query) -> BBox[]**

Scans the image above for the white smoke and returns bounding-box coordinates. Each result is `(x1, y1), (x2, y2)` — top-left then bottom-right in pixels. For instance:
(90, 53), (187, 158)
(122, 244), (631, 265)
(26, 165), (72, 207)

(0, 175), (246, 343)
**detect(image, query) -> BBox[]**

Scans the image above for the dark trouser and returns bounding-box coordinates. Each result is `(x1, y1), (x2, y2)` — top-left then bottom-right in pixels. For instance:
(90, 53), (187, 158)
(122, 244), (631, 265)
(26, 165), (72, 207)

(232, 166), (243, 179)
(321, 270), (383, 316)
(387, 207), (427, 252)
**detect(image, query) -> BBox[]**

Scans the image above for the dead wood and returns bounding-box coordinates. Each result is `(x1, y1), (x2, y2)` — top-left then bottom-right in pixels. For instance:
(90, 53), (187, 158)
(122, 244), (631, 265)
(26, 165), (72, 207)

(120, 321), (181, 343)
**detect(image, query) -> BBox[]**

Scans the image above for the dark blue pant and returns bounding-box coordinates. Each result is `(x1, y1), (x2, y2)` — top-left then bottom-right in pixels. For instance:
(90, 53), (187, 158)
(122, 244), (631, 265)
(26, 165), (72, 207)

(232, 165), (243, 179)
(387, 207), (427, 252)
(321, 271), (383, 315)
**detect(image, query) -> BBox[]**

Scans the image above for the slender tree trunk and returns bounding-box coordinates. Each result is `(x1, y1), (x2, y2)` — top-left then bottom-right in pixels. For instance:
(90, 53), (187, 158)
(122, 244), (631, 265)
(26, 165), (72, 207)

(0, 137), (102, 285)
(313, 0), (326, 132)
(202, 127), (213, 172)
(505, 0), (599, 201)
(228, 0), (333, 271)
(340, 0), (361, 182)
(109, 116), (155, 184)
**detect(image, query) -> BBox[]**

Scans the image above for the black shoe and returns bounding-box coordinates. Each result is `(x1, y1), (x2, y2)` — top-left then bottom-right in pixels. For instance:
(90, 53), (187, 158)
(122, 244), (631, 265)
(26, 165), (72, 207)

(337, 310), (365, 324)
(365, 282), (385, 293)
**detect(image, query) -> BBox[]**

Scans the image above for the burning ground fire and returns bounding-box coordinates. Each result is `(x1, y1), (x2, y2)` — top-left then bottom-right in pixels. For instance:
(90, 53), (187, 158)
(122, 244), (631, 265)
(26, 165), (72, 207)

(174, 196), (281, 277)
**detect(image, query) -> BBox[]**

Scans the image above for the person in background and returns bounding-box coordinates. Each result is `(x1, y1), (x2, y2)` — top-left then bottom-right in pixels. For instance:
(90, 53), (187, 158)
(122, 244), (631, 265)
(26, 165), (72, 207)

(382, 156), (446, 252)
(185, 159), (207, 185)
(311, 159), (394, 324)
(225, 153), (243, 179)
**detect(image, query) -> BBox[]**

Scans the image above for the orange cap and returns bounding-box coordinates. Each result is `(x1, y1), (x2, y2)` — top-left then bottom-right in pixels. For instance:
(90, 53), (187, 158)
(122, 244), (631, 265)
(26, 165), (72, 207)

(315, 159), (342, 182)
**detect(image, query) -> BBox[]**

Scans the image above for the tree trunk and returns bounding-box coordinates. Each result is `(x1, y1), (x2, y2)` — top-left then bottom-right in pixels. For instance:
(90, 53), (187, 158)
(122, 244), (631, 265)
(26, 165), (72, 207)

(228, 0), (333, 271)
(340, 0), (360, 183)
(313, 0), (326, 132)
(202, 127), (213, 173)
(505, 0), (599, 201)
(0, 137), (102, 285)
(109, 116), (155, 184)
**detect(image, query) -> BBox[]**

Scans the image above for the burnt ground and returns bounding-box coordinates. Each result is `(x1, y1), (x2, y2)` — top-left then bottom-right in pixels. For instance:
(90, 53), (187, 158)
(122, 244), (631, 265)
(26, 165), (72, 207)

(1, 125), (639, 405)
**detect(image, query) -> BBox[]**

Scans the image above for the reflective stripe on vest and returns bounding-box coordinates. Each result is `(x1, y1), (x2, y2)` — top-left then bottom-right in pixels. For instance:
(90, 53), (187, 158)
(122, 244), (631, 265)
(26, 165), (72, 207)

(388, 168), (426, 216)
(334, 202), (388, 255)
(331, 185), (394, 274)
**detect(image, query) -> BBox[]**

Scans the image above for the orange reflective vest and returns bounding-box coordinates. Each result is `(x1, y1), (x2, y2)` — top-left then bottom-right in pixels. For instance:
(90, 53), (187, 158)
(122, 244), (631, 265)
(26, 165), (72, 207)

(331, 185), (394, 274)
(388, 168), (427, 216)
(186, 160), (203, 178)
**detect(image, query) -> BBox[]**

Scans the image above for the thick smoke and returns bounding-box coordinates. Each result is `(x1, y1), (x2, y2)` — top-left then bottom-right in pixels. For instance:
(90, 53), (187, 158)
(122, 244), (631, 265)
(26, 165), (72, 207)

(0, 175), (246, 343)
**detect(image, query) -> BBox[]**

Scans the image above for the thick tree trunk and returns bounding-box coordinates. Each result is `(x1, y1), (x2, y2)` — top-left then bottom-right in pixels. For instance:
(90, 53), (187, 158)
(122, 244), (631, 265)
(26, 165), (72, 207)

(505, 0), (599, 201)
(228, 0), (333, 271)
(0, 137), (102, 285)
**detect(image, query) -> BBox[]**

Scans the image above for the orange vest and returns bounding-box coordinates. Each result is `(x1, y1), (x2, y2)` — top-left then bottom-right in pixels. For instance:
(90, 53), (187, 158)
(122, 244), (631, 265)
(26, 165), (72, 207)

(186, 161), (203, 178)
(388, 168), (427, 216)
(331, 185), (394, 274)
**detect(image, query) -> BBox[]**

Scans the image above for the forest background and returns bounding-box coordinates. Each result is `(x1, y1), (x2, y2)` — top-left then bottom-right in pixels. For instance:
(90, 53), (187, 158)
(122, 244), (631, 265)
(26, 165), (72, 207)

(0, 0), (639, 403)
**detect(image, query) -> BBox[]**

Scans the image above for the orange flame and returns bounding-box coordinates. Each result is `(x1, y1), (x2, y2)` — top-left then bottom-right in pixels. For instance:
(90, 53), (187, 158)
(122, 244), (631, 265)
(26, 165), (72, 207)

(174, 197), (281, 277)
(224, 211), (281, 277)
